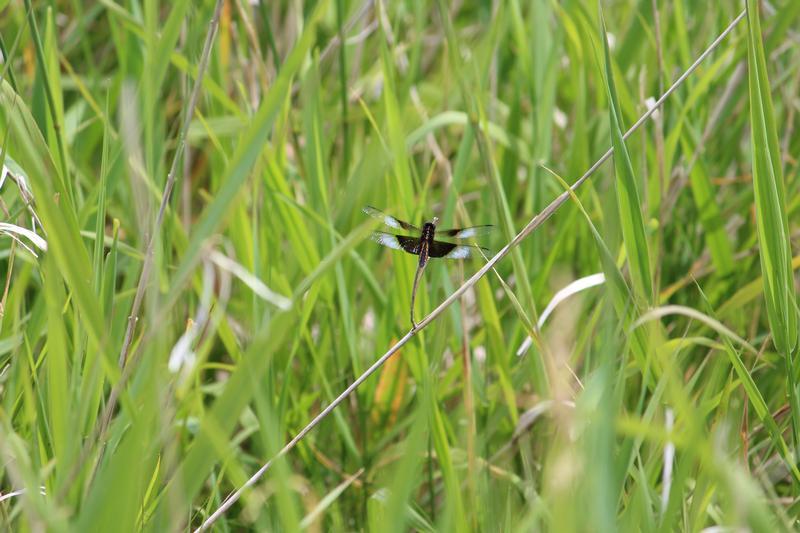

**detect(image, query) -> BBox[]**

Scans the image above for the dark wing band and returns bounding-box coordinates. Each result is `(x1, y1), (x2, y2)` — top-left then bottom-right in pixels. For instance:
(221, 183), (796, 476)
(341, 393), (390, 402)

(437, 225), (494, 238)
(428, 240), (489, 259)
(370, 232), (422, 255)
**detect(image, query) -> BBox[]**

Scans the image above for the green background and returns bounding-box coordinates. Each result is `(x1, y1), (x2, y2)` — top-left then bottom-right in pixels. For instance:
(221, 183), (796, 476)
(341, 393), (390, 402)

(0, 0), (799, 531)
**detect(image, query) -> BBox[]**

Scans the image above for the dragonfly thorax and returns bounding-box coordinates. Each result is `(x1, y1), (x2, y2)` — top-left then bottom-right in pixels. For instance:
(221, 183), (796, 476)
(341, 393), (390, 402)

(421, 222), (437, 242)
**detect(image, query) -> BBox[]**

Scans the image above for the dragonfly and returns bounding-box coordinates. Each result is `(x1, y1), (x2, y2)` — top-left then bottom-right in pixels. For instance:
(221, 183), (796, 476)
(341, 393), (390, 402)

(363, 206), (493, 328)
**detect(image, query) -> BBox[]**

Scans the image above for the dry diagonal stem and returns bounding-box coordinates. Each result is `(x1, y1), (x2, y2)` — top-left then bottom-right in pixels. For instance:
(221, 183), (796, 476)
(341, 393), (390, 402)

(196, 9), (747, 531)
(118, 0), (225, 368)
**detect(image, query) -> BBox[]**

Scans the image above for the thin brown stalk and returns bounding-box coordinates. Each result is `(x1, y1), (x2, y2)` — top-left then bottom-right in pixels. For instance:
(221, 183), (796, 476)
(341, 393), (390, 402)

(118, 0), (225, 368)
(651, 0), (667, 291)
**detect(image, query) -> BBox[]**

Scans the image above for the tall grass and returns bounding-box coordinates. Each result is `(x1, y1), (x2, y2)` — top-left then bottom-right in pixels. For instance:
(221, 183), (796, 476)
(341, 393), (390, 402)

(1, 1), (799, 531)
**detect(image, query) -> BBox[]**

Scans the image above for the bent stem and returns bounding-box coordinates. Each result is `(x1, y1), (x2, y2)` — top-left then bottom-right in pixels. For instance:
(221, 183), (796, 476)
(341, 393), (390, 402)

(410, 260), (428, 329)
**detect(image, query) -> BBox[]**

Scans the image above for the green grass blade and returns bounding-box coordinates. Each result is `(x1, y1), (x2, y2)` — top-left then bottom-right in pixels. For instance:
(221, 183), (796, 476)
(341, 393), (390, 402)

(680, 134), (734, 275)
(166, 0), (329, 306)
(599, 11), (653, 305)
(745, 0), (798, 356)
(0, 80), (105, 346)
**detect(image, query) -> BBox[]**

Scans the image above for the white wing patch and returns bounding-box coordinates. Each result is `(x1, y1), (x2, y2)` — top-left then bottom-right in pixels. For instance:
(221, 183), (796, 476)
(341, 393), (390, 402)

(383, 215), (403, 229)
(454, 228), (480, 238)
(444, 245), (490, 259)
(444, 245), (474, 259)
(362, 206), (403, 229)
(453, 226), (493, 238)
(370, 232), (403, 250)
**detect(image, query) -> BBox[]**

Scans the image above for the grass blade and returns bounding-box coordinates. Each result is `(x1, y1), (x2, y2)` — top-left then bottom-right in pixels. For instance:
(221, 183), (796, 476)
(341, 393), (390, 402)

(745, 0), (798, 356)
(599, 11), (653, 305)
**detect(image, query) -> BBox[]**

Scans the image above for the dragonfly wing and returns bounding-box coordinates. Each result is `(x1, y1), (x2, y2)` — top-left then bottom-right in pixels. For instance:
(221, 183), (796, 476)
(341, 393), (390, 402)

(370, 232), (422, 255)
(362, 206), (420, 232)
(438, 225), (494, 238)
(428, 240), (489, 259)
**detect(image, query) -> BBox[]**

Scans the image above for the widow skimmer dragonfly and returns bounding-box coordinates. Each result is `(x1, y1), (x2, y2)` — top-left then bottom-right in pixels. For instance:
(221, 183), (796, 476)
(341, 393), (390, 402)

(363, 206), (493, 328)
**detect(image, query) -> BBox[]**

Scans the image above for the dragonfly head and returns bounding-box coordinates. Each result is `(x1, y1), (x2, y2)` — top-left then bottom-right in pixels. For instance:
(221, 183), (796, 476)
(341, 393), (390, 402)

(431, 216), (439, 227)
